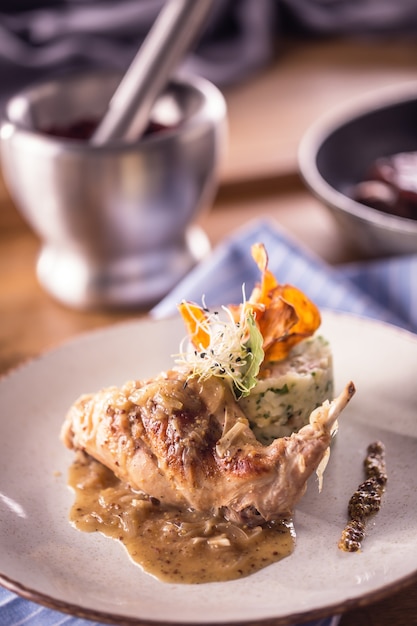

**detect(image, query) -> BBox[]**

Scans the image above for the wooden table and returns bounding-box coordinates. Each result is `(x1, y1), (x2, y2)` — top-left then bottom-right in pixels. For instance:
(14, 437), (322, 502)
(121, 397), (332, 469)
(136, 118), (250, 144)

(1, 38), (417, 626)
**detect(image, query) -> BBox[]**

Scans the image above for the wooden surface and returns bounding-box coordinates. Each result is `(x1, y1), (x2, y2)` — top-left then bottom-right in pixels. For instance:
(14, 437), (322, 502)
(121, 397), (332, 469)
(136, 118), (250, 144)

(1, 38), (417, 626)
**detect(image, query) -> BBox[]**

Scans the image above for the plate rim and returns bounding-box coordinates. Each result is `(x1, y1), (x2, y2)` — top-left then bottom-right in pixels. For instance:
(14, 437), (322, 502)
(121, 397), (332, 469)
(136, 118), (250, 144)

(1, 567), (417, 626)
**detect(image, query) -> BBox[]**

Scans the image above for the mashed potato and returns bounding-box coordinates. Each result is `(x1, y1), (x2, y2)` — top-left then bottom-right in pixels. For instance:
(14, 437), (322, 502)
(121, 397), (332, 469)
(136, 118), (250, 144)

(239, 334), (333, 444)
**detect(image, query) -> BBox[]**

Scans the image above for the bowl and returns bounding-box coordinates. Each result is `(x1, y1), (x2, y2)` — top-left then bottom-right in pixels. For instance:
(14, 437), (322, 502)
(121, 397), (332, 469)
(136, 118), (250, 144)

(0, 70), (226, 309)
(298, 81), (417, 258)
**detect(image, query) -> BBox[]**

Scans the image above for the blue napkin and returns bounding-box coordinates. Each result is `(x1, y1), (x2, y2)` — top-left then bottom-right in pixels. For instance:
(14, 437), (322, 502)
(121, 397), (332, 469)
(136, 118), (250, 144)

(153, 218), (417, 334)
(1, 217), (415, 626)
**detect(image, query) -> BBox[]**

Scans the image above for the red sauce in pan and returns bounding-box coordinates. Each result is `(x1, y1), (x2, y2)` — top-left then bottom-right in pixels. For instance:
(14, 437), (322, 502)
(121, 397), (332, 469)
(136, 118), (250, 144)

(42, 118), (173, 141)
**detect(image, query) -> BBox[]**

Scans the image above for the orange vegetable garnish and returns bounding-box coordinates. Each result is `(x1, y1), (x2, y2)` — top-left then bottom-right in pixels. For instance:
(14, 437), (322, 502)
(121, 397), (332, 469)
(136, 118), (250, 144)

(250, 242), (278, 303)
(177, 301), (211, 350)
(178, 242), (321, 366)
(245, 243), (321, 362)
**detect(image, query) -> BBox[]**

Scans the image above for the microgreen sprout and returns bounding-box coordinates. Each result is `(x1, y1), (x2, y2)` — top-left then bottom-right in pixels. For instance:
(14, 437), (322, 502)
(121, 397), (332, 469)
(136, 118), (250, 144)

(175, 301), (264, 400)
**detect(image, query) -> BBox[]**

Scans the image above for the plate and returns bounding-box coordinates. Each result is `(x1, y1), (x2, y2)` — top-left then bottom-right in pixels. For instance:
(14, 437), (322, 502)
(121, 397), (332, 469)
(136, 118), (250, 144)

(0, 311), (416, 625)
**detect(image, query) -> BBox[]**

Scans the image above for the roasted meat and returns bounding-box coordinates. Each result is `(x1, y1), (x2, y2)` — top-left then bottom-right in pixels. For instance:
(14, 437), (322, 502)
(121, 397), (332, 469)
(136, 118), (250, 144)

(61, 371), (355, 524)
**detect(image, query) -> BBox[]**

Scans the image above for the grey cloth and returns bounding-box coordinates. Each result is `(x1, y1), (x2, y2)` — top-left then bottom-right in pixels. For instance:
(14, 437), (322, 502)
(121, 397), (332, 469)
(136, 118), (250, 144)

(278, 0), (417, 35)
(0, 0), (275, 102)
(0, 0), (416, 102)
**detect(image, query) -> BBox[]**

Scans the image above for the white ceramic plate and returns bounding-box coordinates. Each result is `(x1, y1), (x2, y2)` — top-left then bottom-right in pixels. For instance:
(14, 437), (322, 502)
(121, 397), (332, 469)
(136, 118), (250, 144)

(0, 311), (416, 625)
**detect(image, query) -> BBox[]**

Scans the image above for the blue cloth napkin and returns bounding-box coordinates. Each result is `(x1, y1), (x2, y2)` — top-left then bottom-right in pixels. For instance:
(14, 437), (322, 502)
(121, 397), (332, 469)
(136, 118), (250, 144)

(1, 217), (415, 626)
(153, 218), (417, 334)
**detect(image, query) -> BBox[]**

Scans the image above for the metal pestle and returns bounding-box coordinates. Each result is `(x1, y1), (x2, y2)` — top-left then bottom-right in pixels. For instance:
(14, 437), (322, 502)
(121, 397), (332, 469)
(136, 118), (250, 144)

(91, 0), (214, 145)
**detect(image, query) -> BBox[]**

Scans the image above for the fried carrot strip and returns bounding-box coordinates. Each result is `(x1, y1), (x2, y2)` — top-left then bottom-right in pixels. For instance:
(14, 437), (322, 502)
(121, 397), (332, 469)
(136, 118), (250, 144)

(178, 301), (211, 349)
(178, 243), (321, 364)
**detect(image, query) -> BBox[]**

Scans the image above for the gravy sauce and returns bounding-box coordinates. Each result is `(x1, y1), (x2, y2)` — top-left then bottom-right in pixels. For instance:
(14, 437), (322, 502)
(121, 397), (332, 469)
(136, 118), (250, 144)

(68, 451), (295, 583)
